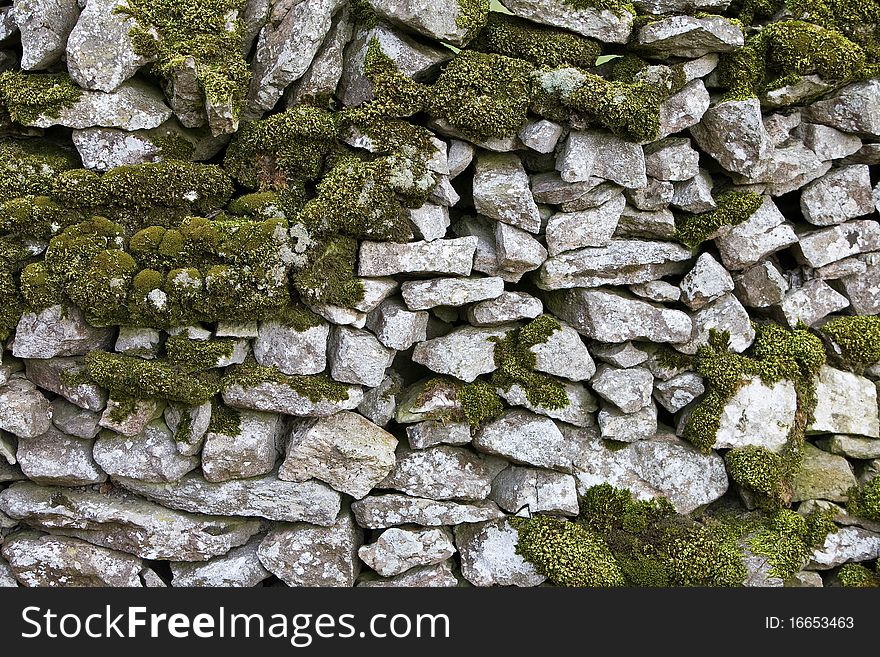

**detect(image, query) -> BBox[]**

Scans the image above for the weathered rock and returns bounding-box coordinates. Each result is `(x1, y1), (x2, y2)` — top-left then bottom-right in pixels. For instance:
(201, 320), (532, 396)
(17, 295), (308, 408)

(800, 165), (874, 226)
(171, 536), (269, 587)
(379, 446), (506, 502)
(365, 298), (428, 350)
(502, 0), (633, 43)
(815, 435), (880, 460)
(359, 527), (455, 577)
(592, 363), (653, 414)
(406, 420), (471, 450)
(672, 170), (715, 214)
(51, 398), (101, 439)
(164, 401), (212, 457)
(838, 255), (880, 314)
(691, 99), (772, 177)
(626, 178), (674, 211)
(498, 379), (596, 428)
(557, 129), (647, 189)
(17, 427), (106, 486)
(328, 326), (395, 388)
(803, 80), (880, 138)
(714, 197), (798, 270)
(490, 465), (579, 516)
(253, 319), (329, 376)
(636, 15), (742, 59)
(495, 222), (548, 277)
(222, 378), (363, 417)
(474, 409), (579, 472)
(12, 304), (113, 359)
(28, 80), (172, 130)
(401, 277), (504, 311)
(66, 0), (151, 91)
(279, 411), (397, 499)
(351, 494), (505, 528)
(530, 321), (595, 382)
(473, 152), (541, 233)
(0, 557), (17, 587)
(747, 140), (832, 196)
(98, 396), (164, 437)
(519, 118), (563, 153)
(734, 261), (789, 308)
(467, 291), (543, 326)
(776, 278), (849, 328)
(286, 5), (352, 105)
(405, 203), (450, 242)
(630, 280), (681, 303)
(809, 526), (880, 569)
(201, 409), (282, 482)
(114, 326), (160, 359)
(0, 378), (52, 438)
(658, 78), (710, 138)
(547, 288), (692, 343)
(537, 239), (692, 290)
(796, 219), (880, 269)
(675, 293), (756, 355)
(0, 481), (261, 561)
(93, 420), (199, 483)
(801, 123), (862, 161)
(258, 510), (361, 586)
(366, 0), (483, 46)
(679, 252), (734, 310)
(14, 0), (80, 70)
(791, 443), (858, 503)
(412, 324), (511, 382)
(359, 237), (476, 277)
(598, 403), (657, 443)
(590, 341), (649, 368)
(712, 377), (797, 451)
(357, 372), (401, 427)
(455, 519), (546, 587)
(448, 139), (474, 178)
(71, 127), (166, 171)
(615, 206), (677, 239)
(643, 137), (700, 181)
(809, 366), (879, 438)
(654, 372), (705, 413)
(358, 561), (459, 587)
(117, 470), (341, 525)
(1, 531), (141, 587)
(545, 194), (625, 256)
(247, 0), (345, 113)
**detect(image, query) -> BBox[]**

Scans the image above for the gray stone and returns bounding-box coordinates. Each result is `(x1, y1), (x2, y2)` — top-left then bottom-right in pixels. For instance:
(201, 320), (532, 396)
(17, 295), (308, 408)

(495, 222), (548, 277)
(0, 481), (261, 560)
(644, 137), (700, 181)
(280, 411), (397, 499)
(791, 443), (858, 503)
(658, 78), (710, 138)
(0, 557), (17, 587)
(98, 397), (164, 437)
(748, 141), (832, 196)
(247, 0), (345, 113)
(17, 427), (105, 486)
(531, 172), (604, 205)
(636, 15), (742, 59)
(171, 536), (269, 587)
(467, 291), (543, 326)
(51, 398), (100, 439)
(72, 127), (165, 171)
(490, 465), (579, 516)
(93, 420), (199, 483)
(802, 123), (862, 161)
(252, 318), (327, 375)
(545, 194), (625, 256)
(12, 304), (112, 359)
(845, 142), (880, 165)
(201, 409), (282, 482)
(531, 321), (595, 382)
(763, 110), (801, 146)
(497, 380), (597, 428)
(614, 206), (677, 240)
(502, 0), (633, 43)
(801, 165), (874, 226)
(0, 378), (52, 438)
(353, 277), (400, 313)
(367, 0), (481, 45)
(598, 403), (657, 442)
(776, 278), (850, 328)
(114, 326), (160, 358)
(473, 152), (541, 233)
(66, 0), (151, 90)
(258, 510), (361, 586)
(809, 365), (879, 438)
(713, 377), (797, 451)
(785, 571), (824, 587)
(309, 303), (366, 328)
(816, 435), (880, 460)
(680, 253), (734, 310)
(366, 298), (428, 350)
(395, 378), (462, 424)
(626, 178), (674, 211)
(401, 277), (504, 311)
(357, 372), (401, 427)
(519, 119), (563, 153)
(675, 293), (756, 355)
(1, 531), (141, 587)
(214, 321), (259, 338)
(763, 74), (832, 108)
(740, 540), (784, 587)
(448, 139), (474, 178)
(14, 0), (79, 70)
(547, 288), (692, 343)
(358, 561), (459, 587)
(412, 324), (512, 382)
(379, 446), (506, 502)
(329, 326), (395, 388)
(351, 494), (504, 528)
(715, 197), (798, 270)
(27, 80), (172, 130)
(592, 365), (653, 413)
(164, 401), (211, 457)
(359, 237), (476, 276)
(359, 527), (455, 577)
(406, 203), (450, 242)
(672, 170), (716, 213)
(734, 261), (789, 308)
(537, 239), (692, 290)
(590, 341), (649, 368)
(691, 99), (773, 177)
(455, 519), (546, 587)
(654, 372), (705, 413)
(474, 409), (578, 472)
(803, 80), (880, 138)
(557, 129), (647, 189)
(630, 280), (681, 303)
(118, 471), (341, 525)
(809, 526), (880, 569)
(286, 6), (352, 105)
(406, 420), (471, 450)
(839, 256), (880, 314)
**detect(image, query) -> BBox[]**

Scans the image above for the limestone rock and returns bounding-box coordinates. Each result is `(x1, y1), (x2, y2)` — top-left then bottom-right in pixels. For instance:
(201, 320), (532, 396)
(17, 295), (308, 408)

(359, 237), (477, 277)
(114, 327), (160, 358)
(502, 0), (633, 43)
(809, 365), (879, 438)
(654, 372), (705, 413)
(93, 420), (199, 483)
(455, 519), (546, 587)
(691, 99), (772, 177)
(254, 319), (329, 376)
(358, 561), (459, 587)
(734, 261), (789, 308)
(809, 526), (880, 569)
(0, 378), (52, 438)
(98, 397), (164, 437)
(643, 137), (700, 181)
(201, 409), (283, 482)
(366, 0), (483, 46)
(531, 321), (595, 381)
(412, 324), (511, 382)
(14, 0), (80, 70)
(598, 403), (657, 442)
(286, 5), (352, 105)
(51, 398), (101, 439)
(473, 152), (541, 233)
(25, 358), (106, 412)
(679, 252), (734, 310)
(714, 197), (798, 270)
(16, 427), (106, 486)
(474, 409), (579, 472)
(490, 465), (580, 516)
(713, 377), (797, 451)
(802, 123), (862, 161)
(164, 401), (211, 457)
(171, 536), (269, 587)
(658, 78), (710, 138)
(406, 420), (471, 450)
(497, 379), (597, 428)
(351, 494), (505, 528)
(775, 278), (849, 328)
(636, 15), (743, 59)
(803, 80), (880, 138)
(13, 304), (113, 359)
(357, 372), (401, 427)
(800, 165), (874, 226)
(792, 443), (858, 503)
(815, 435), (880, 460)
(557, 129), (647, 189)
(467, 291), (543, 326)
(591, 365), (653, 413)
(675, 293), (756, 354)
(795, 219), (880, 269)
(358, 527), (455, 577)
(222, 379), (363, 417)
(402, 277), (504, 310)
(545, 194), (625, 256)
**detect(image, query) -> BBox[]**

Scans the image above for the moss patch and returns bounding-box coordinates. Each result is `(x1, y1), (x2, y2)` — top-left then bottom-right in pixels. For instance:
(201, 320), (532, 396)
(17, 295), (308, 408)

(725, 446), (789, 509)
(847, 476), (880, 522)
(222, 359), (351, 404)
(675, 191), (764, 248)
(822, 315), (880, 366)
(0, 72), (82, 125)
(838, 562), (880, 587)
(458, 380), (504, 430)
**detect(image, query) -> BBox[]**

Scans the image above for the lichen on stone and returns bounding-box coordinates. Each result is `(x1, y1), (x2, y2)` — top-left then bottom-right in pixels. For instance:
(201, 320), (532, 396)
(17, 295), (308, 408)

(221, 358), (351, 404)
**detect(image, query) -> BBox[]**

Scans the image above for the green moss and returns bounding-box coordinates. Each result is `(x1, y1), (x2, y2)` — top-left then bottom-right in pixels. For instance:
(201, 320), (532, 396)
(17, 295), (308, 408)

(470, 12), (600, 69)
(739, 0), (784, 24)
(847, 476), (880, 522)
(85, 351), (220, 404)
(663, 525), (748, 586)
(221, 359), (351, 404)
(510, 515), (625, 587)
(0, 140), (80, 202)
(165, 335), (237, 372)
(0, 72), (82, 125)
(747, 508), (837, 578)
(116, 0), (250, 119)
(786, 0), (880, 60)
(273, 304), (325, 331)
(291, 235), (365, 308)
(207, 400), (241, 436)
(455, 0), (489, 41)
(562, 0), (635, 13)
(725, 446), (789, 509)
(0, 196), (86, 241)
(19, 262), (63, 312)
(0, 269), (23, 340)
(458, 380), (504, 430)
(106, 395), (141, 424)
(226, 192), (284, 217)
(349, 0), (379, 27)
(838, 563), (880, 587)
(822, 315), (880, 365)
(489, 315), (570, 410)
(150, 133), (195, 161)
(675, 191), (764, 248)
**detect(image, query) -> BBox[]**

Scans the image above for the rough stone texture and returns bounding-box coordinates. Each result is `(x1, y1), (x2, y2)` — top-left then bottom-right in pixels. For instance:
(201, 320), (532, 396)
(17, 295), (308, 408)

(406, 420), (472, 450)
(412, 324), (511, 382)
(455, 519), (546, 587)
(358, 561), (459, 587)
(279, 411), (397, 499)
(93, 420), (199, 483)
(503, 0), (633, 43)
(654, 372), (705, 414)
(734, 261), (789, 308)
(800, 165), (874, 226)
(254, 320), (329, 375)
(257, 510), (361, 586)
(14, 0), (80, 70)
(675, 293), (756, 354)
(171, 536), (270, 587)
(0, 378), (52, 438)
(351, 494), (505, 528)
(636, 15), (742, 59)
(490, 465), (580, 516)
(776, 279), (850, 328)
(809, 366), (879, 438)
(658, 78), (710, 139)
(329, 326), (395, 388)
(473, 152), (541, 233)
(795, 220), (880, 269)
(803, 80), (880, 138)
(201, 409), (282, 482)
(691, 99), (772, 177)
(815, 435), (880, 460)
(792, 443), (858, 503)
(598, 403), (657, 443)
(474, 410), (580, 472)
(809, 526), (880, 569)
(679, 253), (734, 310)
(467, 292), (543, 326)
(714, 197), (798, 271)
(16, 427), (106, 486)
(401, 276), (504, 310)
(712, 377), (797, 451)
(358, 527), (455, 577)
(591, 365), (654, 413)
(117, 471), (342, 525)
(222, 379), (363, 417)
(379, 446), (506, 502)
(557, 129), (647, 189)
(359, 238), (477, 276)
(13, 304), (113, 359)
(366, 0), (477, 46)
(99, 396), (164, 437)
